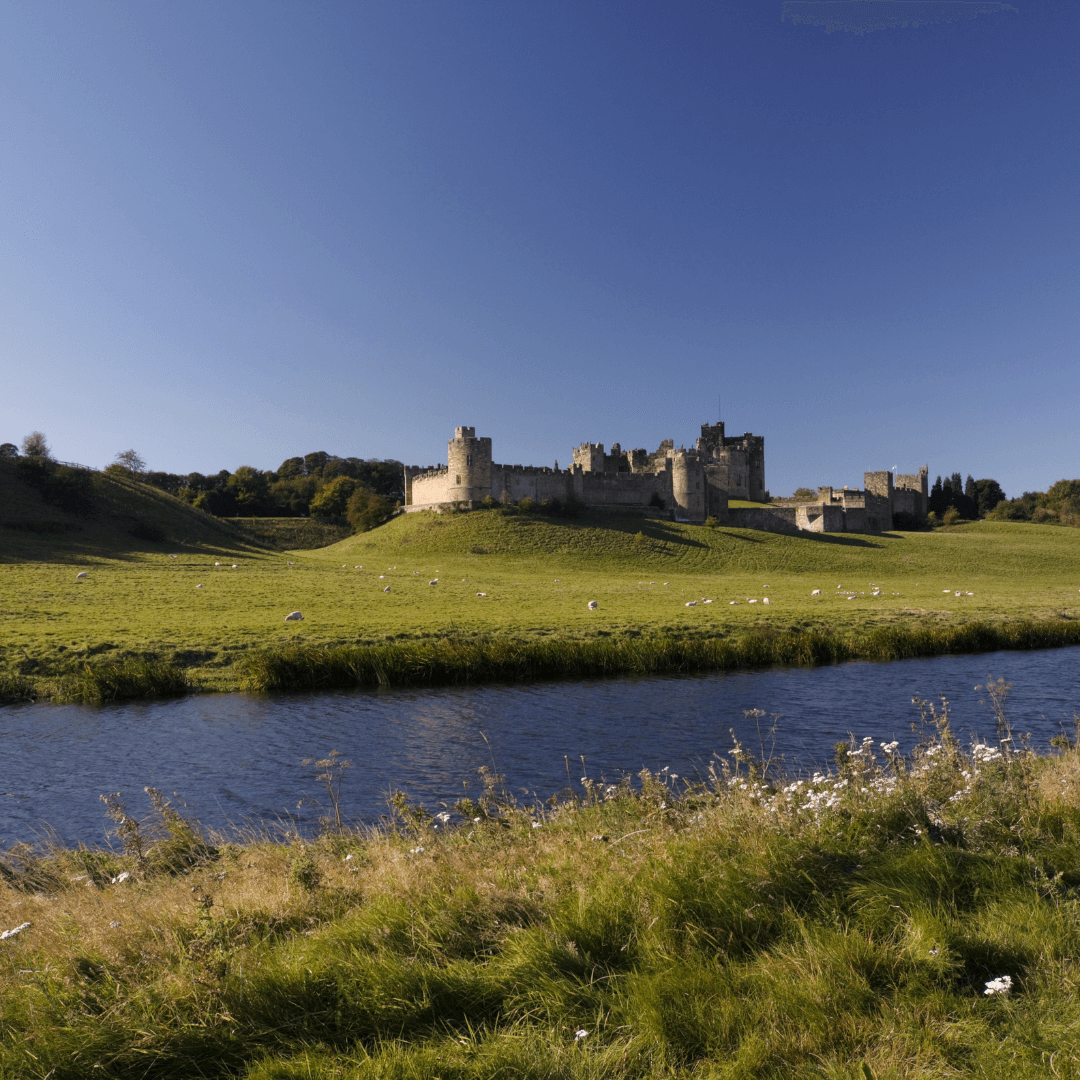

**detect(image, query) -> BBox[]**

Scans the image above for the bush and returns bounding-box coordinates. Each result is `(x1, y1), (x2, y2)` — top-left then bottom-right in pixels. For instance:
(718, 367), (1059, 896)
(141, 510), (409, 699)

(346, 485), (394, 533)
(129, 521), (167, 543)
(925, 510), (939, 527)
(517, 497), (535, 513)
(481, 496), (498, 510)
(942, 507), (962, 526)
(1032, 507), (1059, 524)
(702, 516), (720, 529)
(17, 460), (97, 517)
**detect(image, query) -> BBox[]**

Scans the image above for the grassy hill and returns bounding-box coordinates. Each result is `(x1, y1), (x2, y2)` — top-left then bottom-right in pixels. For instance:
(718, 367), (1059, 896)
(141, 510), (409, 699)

(2, 479), (1079, 700)
(0, 460), (260, 564)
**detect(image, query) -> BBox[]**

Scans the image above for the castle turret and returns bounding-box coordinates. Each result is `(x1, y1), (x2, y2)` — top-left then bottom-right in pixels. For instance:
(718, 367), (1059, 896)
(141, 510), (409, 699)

(672, 450), (706, 522)
(447, 426), (492, 504)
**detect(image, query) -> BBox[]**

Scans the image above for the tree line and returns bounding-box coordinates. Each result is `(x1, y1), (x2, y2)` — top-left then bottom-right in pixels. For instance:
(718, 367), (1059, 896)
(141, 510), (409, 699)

(1, 434), (403, 533)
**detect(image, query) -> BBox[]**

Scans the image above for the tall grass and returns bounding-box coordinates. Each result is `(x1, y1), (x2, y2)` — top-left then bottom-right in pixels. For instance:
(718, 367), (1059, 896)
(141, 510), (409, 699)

(56, 658), (192, 703)
(4, 691), (1080, 1078)
(239, 618), (1080, 692)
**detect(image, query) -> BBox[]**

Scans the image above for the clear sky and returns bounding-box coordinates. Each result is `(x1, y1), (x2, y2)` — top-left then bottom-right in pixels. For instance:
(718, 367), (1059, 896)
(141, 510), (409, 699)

(0, 1), (1075, 498)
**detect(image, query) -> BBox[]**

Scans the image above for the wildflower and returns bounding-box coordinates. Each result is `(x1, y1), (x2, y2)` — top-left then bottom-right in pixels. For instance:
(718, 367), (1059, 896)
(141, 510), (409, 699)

(880, 740), (899, 754)
(109, 921), (122, 928)
(531, 821), (542, 828)
(409, 845), (425, 855)
(574, 1029), (589, 1041)
(436, 812), (451, 823)
(343, 853), (354, 861)
(111, 871), (130, 884)
(984, 975), (1013, 996)
(1, 922), (31, 941)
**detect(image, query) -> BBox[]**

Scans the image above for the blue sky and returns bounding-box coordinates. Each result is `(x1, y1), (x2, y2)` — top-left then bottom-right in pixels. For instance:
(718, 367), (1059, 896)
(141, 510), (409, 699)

(0, 1), (1075, 498)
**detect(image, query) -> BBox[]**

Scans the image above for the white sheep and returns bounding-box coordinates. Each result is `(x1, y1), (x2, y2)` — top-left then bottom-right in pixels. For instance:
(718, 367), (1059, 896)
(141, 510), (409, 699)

(587, 600), (598, 610)
(75, 571), (88, 580)
(748, 599), (758, 604)
(685, 601), (698, 607)
(703, 599), (713, 604)
(196, 584), (204, 589)
(169, 554), (177, 560)
(429, 579), (438, 585)
(811, 589), (821, 596)
(214, 562), (221, 567)
(383, 586), (391, 592)
(729, 601), (739, 605)
(231, 564), (238, 569)
(476, 592), (488, 597)
(355, 565), (362, 569)
(763, 597), (770, 605)
(284, 610), (303, 621)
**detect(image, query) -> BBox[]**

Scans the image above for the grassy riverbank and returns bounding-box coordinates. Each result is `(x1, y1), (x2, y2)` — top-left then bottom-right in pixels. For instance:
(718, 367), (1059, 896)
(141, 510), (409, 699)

(3, 701), (1080, 1078)
(3, 487), (1080, 700)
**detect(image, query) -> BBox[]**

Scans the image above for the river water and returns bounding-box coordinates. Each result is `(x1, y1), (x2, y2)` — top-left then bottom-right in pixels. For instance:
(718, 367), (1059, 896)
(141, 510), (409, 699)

(3, 647), (1079, 847)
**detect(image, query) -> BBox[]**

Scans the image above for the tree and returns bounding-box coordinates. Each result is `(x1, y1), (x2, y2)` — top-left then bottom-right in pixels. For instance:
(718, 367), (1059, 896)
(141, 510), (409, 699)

(345, 484), (394, 533)
(973, 478), (1006, 517)
(226, 466), (271, 515)
(0, 443), (17, 460)
(113, 449), (147, 476)
(21, 431), (51, 461)
(929, 476), (945, 515)
(310, 475), (359, 517)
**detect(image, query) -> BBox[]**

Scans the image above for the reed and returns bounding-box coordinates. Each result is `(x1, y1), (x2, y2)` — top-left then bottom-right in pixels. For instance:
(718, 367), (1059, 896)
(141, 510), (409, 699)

(238, 618), (1080, 693)
(56, 658), (192, 703)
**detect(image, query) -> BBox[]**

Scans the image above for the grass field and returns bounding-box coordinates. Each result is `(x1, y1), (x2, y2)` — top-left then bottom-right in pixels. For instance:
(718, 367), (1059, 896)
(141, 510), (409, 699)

(4, 712), (1080, 1078)
(2, 461), (1079, 698)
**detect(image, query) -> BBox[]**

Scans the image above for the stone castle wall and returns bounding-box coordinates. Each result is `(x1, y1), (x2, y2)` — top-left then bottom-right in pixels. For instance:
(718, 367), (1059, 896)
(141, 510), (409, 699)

(403, 423), (924, 535)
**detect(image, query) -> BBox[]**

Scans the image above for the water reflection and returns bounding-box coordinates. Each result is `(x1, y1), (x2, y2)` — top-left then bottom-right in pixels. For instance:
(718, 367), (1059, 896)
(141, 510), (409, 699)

(2, 647), (1078, 846)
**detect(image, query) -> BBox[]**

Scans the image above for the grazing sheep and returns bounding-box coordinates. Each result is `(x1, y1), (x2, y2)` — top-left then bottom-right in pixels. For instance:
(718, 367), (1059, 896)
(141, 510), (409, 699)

(196, 584), (204, 589)
(763, 597), (770, 605)
(355, 565), (362, 569)
(476, 592), (488, 597)
(429, 578), (438, 586)
(287, 561), (294, 567)
(811, 589), (821, 596)
(383, 586), (391, 592)
(284, 611), (303, 621)
(703, 599), (713, 604)
(214, 562), (221, 567)
(729, 600), (739, 605)
(747, 599), (758, 604)
(169, 554), (178, 560)
(685, 601), (698, 607)
(75, 571), (88, 580)
(587, 600), (598, 610)
(231, 564), (238, 569)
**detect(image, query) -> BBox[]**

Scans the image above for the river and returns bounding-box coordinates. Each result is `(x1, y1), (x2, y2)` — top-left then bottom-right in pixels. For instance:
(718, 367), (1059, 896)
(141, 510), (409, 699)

(3, 646), (1079, 846)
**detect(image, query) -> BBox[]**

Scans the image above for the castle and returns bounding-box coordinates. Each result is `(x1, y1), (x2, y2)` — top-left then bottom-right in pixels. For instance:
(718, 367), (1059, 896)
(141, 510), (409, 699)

(403, 424), (927, 534)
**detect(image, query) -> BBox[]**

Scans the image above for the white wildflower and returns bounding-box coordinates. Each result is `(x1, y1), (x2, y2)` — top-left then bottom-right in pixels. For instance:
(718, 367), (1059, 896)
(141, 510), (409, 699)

(111, 871), (130, 884)
(409, 845), (425, 854)
(532, 821), (542, 828)
(984, 975), (1012, 996)
(574, 1029), (589, 1041)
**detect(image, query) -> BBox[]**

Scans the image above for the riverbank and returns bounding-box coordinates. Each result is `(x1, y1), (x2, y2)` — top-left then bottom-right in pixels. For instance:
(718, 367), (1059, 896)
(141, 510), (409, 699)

(3, 510), (1079, 702)
(3, 710), (1079, 1078)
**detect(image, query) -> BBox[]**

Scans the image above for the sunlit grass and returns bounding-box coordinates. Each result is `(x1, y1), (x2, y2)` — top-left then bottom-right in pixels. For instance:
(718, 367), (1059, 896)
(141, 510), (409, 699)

(3, 504), (1080, 699)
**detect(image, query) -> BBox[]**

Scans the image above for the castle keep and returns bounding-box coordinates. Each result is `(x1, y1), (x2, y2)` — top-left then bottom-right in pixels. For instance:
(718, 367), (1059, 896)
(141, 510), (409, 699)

(404, 425), (927, 534)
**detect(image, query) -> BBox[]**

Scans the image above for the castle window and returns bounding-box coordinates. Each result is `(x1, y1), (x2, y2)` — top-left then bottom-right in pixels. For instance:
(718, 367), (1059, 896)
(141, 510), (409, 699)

(456, 475), (461, 485)
(466, 455), (472, 466)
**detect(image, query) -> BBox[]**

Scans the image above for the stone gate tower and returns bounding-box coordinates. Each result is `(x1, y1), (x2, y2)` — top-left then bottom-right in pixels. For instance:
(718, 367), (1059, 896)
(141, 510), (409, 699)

(446, 426), (492, 504)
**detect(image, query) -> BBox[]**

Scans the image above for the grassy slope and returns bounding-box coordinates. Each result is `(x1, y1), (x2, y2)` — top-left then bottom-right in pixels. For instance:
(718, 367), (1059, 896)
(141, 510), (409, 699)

(3, 727), (1080, 1078)
(2, 473), (1079, 694)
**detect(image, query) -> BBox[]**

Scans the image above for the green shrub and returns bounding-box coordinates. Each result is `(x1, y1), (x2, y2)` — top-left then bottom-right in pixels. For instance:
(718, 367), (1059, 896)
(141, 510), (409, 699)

(702, 516), (720, 528)
(942, 506), (961, 526)
(517, 497), (535, 513)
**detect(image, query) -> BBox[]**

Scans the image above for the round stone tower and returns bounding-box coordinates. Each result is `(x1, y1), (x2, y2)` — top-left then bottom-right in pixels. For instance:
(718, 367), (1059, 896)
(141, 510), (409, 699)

(672, 450), (706, 522)
(446, 426), (492, 504)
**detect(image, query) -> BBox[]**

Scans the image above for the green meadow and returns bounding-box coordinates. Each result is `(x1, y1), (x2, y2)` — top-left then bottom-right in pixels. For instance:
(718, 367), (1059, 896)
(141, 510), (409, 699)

(2, 461), (1079, 699)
